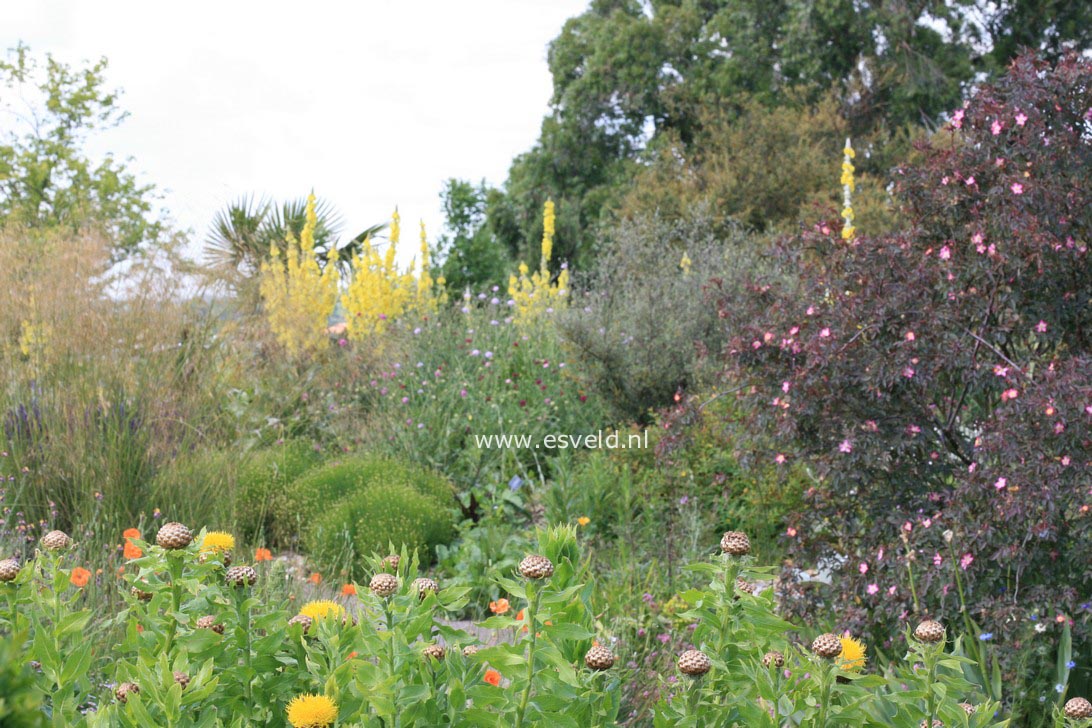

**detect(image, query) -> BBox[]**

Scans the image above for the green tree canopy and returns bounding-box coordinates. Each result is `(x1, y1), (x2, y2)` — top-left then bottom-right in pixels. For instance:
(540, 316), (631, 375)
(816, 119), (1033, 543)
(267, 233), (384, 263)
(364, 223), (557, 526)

(0, 43), (164, 255)
(490, 0), (1089, 266)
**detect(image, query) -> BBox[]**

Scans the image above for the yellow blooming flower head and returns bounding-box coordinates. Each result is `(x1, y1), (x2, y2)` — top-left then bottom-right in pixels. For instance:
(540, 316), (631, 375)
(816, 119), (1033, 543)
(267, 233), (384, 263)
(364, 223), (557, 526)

(200, 531), (235, 554)
(577, 516), (591, 527)
(679, 252), (692, 274)
(299, 600), (346, 621)
(541, 199), (555, 269)
(286, 694), (338, 728)
(838, 635), (867, 672)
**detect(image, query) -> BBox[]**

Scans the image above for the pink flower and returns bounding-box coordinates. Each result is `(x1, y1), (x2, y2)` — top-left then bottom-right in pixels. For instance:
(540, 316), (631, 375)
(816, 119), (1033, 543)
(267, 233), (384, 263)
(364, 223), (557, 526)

(939, 245), (951, 260)
(781, 381), (791, 393)
(867, 584), (879, 595)
(960, 553), (974, 570)
(1011, 182), (1024, 195)
(1001, 388), (1019, 402)
(902, 367), (915, 379)
(859, 562), (869, 574)
(994, 477), (1007, 490)
(786, 526), (797, 537)
(993, 365), (1009, 377)
(839, 439), (853, 454)
(1015, 111), (1028, 127)
(774, 453), (787, 464)
(820, 328), (831, 338)
(922, 518), (932, 528)
(933, 552), (943, 566)
(902, 521), (913, 533)
(904, 331), (915, 341)
(991, 119), (1003, 135)
(965, 176), (976, 186)
(1035, 320), (1048, 333)
(951, 109), (964, 129)
(877, 547), (885, 561)
(888, 585), (897, 596)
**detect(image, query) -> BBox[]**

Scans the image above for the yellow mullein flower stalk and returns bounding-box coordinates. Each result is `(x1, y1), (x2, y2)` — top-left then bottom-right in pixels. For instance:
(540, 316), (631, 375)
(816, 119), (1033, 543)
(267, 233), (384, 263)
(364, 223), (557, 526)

(679, 252), (692, 275)
(259, 194), (340, 356)
(509, 199), (569, 325)
(342, 208), (443, 339)
(286, 694), (338, 728)
(841, 137), (856, 241)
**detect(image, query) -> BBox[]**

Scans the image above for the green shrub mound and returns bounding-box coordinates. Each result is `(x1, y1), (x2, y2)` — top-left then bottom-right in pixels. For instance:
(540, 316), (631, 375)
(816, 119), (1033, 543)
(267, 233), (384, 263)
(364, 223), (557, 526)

(307, 482), (456, 581)
(233, 440), (323, 543)
(273, 455), (456, 577)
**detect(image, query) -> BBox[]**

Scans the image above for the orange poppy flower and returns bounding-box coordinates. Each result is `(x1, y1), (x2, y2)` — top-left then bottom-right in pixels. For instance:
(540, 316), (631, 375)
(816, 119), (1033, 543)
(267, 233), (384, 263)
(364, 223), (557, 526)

(123, 542), (143, 560)
(484, 668), (501, 686)
(346, 651), (359, 660)
(70, 567), (91, 588)
(516, 609), (524, 620)
(489, 598), (510, 614)
(308, 572), (322, 585)
(341, 583), (357, 596)
(123, 528), (141, 540)
(254, 548), (273, 562)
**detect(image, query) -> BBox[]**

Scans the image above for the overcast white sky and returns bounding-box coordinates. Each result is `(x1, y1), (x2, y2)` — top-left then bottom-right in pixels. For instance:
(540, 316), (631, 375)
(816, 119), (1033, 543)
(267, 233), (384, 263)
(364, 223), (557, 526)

(1, 0), (588, 264)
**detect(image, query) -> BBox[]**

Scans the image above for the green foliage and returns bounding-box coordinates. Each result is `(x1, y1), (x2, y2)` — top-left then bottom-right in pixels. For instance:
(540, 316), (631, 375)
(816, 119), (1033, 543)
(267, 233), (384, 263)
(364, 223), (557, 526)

(561, 207), (767, 421)
(436, 178), (511, 291)
(268, 454), (456, 576)
(307, 481), (456, 581)
(0, 630), (44, 727)
(230, 440), (322, 543)
(0, 44), (164, 254)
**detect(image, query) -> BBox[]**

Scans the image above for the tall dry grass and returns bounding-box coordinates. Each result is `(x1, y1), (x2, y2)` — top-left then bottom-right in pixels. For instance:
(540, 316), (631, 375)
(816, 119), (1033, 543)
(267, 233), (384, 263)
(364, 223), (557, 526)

(0, 228), (234, 545)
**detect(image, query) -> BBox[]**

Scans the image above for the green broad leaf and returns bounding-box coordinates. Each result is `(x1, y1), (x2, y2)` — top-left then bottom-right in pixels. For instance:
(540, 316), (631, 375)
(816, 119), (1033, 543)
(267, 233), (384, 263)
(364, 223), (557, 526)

(494, 576), (527, 600)
(542, 622), (595, 642)
(59, 642), (93, 686)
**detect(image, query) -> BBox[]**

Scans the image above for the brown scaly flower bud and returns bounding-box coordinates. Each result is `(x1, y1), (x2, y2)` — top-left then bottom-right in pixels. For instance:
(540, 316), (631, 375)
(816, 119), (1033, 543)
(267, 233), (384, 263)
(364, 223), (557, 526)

(224, 565), (257, 587)
(412, 577), (439, 600)
(288, 614), (314, 634)
(585, 645), (616, 670)
(957, 703), (975, 715)
(381, 554), (400, 572)
(913, 620), (945, 644)
(115, 682), (140, 703)
(462, 644), (481, 658)
(518, 554), (554, 580)
(720, 531), (750, 556)
(195, 615), (224, 634)
(131, 586), (154, 602)
(0, 557), (20, 582)
(155, 522), (193, 550)
(41, 530), (72, 550)
(422, 644), (446, 661)
(678, 649), (711, 676)
(761, 651), (784, 668)
(811, 634), (843, 659)
(1064, 697), (1092, 719)
(370, 572), (398, 598)
(173, 672), (190, 690)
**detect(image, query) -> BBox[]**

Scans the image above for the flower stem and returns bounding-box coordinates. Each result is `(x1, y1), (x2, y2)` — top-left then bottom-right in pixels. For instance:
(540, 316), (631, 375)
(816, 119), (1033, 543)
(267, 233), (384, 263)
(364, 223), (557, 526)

(165, 555), (183, 654)
(515, 584), (542, 728)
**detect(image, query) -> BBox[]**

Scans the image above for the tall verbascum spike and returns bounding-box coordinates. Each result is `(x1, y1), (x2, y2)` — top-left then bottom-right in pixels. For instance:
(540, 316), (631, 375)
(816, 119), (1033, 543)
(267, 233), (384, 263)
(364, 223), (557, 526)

(841, 138), (856, 241)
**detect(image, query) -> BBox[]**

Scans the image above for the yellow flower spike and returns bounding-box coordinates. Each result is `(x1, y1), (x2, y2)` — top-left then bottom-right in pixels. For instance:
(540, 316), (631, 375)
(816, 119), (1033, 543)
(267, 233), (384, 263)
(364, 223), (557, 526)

(841, 138), (857, 241)
(837, 635), (867, 672)
(259, 194), (340, 356)
(679, 252), (692, 275)
(286, 694), (338, 728)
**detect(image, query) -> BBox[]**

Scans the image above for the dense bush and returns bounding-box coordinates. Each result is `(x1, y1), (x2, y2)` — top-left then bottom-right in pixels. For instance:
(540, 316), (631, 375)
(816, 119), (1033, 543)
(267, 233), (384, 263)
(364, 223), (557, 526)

(561, 208), (765, 421)
(716, 52), (1091, 719)
(270, 455), (457, 575)
(230, 440), (322, 543)
(307, 481), (456, 581)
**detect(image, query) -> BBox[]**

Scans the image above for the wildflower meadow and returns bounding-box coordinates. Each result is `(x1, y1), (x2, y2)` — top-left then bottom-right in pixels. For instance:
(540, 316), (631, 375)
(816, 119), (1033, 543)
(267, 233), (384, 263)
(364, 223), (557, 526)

(1, 4), (1090, 727)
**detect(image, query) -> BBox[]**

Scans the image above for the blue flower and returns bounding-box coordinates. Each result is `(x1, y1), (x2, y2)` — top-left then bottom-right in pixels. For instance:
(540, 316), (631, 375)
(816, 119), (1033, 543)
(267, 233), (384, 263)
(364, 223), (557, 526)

(1066, 660), (1076, 669)
(978, 633), (993, 641)
(1055, 684), (1064, 694)
(508, 475), (523, 491)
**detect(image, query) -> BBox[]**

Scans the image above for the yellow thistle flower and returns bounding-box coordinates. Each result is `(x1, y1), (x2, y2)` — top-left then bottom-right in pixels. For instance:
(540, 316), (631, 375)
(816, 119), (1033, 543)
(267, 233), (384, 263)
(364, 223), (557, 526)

(200, 531), (235, 555)
(298, 600), (346, 621)
(838, 635), (867, 672)
(286, 694), (338, 728)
